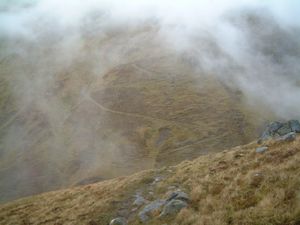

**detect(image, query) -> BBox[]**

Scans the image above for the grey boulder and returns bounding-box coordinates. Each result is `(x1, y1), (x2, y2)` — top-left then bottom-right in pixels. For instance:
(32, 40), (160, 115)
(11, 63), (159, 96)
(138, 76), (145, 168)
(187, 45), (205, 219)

(138, 199), (165, 223)
(159, 199), (188, 217)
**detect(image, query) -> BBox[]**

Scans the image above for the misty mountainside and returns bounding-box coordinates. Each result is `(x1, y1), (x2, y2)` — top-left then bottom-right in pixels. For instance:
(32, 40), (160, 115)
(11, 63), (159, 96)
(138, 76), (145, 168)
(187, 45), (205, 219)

(0, 1), (300, 205)
(0, 25), (260, 203)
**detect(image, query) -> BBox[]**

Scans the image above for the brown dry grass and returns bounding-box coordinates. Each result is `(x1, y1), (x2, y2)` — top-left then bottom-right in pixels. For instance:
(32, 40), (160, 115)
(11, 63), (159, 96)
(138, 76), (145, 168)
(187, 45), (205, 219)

(1, 135), (299, 225)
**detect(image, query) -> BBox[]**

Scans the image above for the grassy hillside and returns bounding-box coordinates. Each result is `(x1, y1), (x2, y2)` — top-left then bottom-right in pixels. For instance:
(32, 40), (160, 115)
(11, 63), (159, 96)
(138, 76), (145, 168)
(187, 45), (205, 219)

(0, 134), (299, 225)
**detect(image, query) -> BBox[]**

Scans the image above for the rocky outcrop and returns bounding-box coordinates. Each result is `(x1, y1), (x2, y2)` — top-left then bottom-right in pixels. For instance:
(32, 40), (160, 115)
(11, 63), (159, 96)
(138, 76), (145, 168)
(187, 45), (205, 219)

(258, 120), (300, 143)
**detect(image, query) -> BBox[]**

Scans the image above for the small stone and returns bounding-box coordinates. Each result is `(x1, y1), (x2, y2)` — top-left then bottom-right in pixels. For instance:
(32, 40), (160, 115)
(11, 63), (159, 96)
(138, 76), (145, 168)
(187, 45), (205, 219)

(289, 120), (300, 133)
(109, 217), (127, 225)
(159, 199), (188, 217)
(256, 146), (268, 153)
(278, 132), (296, 142)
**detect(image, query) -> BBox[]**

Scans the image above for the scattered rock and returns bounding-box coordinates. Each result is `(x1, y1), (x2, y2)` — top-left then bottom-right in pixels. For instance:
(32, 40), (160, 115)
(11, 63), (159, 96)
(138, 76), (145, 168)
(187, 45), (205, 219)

(277, 132), (296, 142)
(109, 217), (127, 225)
(256, 146), (268, 153)
(166, 191), (189, 202)
(159, 199), (188, 217)
(138, 199), (165, 223)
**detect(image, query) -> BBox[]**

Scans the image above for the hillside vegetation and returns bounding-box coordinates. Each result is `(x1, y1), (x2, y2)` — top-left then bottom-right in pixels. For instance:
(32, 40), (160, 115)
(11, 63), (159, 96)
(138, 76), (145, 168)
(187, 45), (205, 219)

(0, 134), (299, 225)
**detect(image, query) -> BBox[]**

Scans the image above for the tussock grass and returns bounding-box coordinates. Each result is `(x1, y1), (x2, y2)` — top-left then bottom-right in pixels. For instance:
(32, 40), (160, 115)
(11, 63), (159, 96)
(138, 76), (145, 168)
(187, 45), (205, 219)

(1, 136), (299, 225)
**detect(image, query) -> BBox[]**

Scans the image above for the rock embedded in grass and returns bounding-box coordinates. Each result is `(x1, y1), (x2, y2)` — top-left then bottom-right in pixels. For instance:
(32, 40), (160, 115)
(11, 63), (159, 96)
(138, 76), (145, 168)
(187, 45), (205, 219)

(109, 217), (127, 225)
(256, 146), (268, 153)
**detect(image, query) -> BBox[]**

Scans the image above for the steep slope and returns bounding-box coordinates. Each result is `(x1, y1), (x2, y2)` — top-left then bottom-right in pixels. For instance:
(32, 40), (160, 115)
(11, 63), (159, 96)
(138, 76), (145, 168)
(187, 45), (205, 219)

(0, 134), (299, 225)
